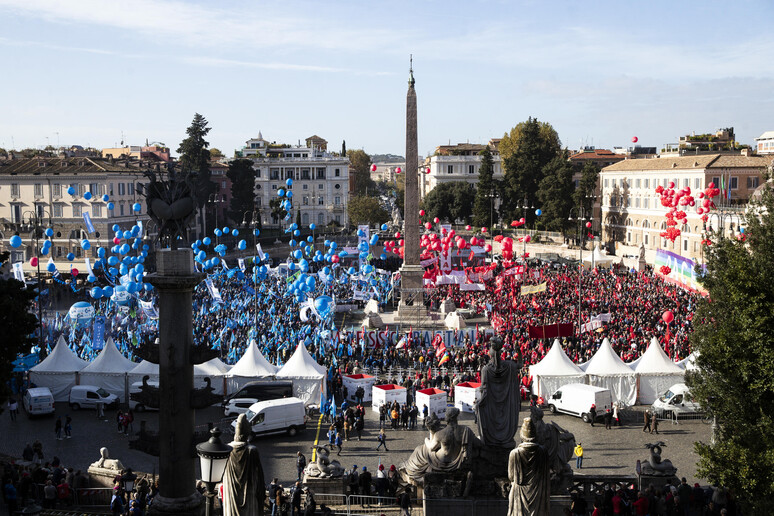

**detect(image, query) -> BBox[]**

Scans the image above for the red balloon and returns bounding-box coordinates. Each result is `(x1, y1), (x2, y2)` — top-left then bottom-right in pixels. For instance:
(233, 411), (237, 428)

(425, 222), (432, 230)
(484, 244), (492, 252)
(426, 168), (431, 174)
(631, 136), (639, 143)
(71, 268), (79, 277)
(481, 227), (488, 233)
(662, 310), (674, 324)
(394, 232), (401, 239)
(30, 257), (38, 267)
(396, 167), (402, 174)
(433, 217), (439, 224)
(419, 209), (425, 216)
(465, 225), (471, 231)
(332, 255), (340, 263)
(524, 235), (531, 243)
(113, 237), (121, 244)
(585, 221), (592, 228)
(370, 164), (377, 172)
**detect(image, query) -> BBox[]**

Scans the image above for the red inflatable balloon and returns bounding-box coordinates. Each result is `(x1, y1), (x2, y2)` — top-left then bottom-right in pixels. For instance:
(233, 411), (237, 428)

(662, 310), (674, 324)
(426, 168), (431, 174)
(433, 217), (439, 224)
(465, 225), (471, 231)
(30, 257), (38, 267)
(332, 255), (340, 263)
(396, 167), (402, 174)
(71, 268), (79, 277)
(585, 221), (592, 228)
(370, 164), (377, 172)
(419, 210), (425, 216)
(632, 136), (639, 143)
(113, 237), (121, 244)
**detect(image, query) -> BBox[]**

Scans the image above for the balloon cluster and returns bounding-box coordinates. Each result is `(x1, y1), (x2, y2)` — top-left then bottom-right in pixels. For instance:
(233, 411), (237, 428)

(659, 265), (671, 276)
(655, 181), (718, 242)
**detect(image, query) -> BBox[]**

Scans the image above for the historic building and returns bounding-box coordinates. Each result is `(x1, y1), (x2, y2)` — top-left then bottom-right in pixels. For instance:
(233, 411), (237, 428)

(420, 140), (503, 199)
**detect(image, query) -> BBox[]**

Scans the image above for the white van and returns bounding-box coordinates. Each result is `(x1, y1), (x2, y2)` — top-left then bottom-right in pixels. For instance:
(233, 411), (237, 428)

(652, 383), (702, 419)
(128, 380), (160, 412)
(23, 387), (55, 417)
(547, 383), (613, 423)
(234, 397), (307, 437)
(68, 385), (119, 411)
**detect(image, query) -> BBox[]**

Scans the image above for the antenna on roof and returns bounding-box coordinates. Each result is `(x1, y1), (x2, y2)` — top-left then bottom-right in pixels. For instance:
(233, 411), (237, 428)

(120, 131), (124, 147)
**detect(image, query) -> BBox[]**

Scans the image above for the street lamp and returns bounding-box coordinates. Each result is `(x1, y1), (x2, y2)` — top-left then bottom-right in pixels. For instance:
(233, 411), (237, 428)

(207, 193), (226, 241)
(196, 427), (232, 516)
(121, 468), (137, 493)
(568, 205), (592, 334)
(516, 197), (534, 258)
(18, 208), (51, 356)
(486, 190), (498, 260)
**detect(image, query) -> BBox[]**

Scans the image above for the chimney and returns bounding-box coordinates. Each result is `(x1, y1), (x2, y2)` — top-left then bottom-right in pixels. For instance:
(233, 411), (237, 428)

(741, 148), (750, 157)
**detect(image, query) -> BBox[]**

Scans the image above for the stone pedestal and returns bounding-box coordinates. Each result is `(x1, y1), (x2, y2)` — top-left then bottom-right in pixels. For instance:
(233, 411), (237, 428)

(440, 299), (456, 314)
(146, 248), (204, 515)
(637, 258), (647, 272)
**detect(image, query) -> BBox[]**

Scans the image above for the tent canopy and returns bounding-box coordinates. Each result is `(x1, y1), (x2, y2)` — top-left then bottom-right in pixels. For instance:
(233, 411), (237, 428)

(530, 339), (584, 376)
(80, 338), (136, 374)
(277, 343), (326, 379)
(227, 341), (277, 378)
(584, 338), (635, 375)
(635, 337), (685, 374)
(128, 360), (160, 379)
(31, 336), (88, 373)
(444, 312), (466, 330)
(195, 357), (231, 377)
(582, 244), (613, 268)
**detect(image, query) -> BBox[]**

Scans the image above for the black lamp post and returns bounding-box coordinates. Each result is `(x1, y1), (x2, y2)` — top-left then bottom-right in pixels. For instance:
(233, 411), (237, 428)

(568, 206), (591, 334)
(121, 468), (137, 493)
(19, 208), (51, 356)
(196, 427), (232, 516)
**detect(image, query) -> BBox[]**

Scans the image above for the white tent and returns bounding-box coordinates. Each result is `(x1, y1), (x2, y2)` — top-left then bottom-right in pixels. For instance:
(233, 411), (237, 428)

(529, 339), (586, 399)
(364, 299), (380, 315)
(276, 343), (327, 405)
(584, 338), (637, 405)
(582, 244), (614, 269)
(444, 312), (467, 330)
(195, 357), (231, 395)
(634, 337), (685, 404)
(677, 351), (699, 371)
(30, 336), (88, 401)
(127, 360), (160, 386)
(226, 341), (277, 394)
(79, 338), (137, 401)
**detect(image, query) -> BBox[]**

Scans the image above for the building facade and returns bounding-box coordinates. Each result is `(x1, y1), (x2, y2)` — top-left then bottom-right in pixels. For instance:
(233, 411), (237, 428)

(247, 135), (349, 228)
(755, 131), (774, 155)
(421, 140), (503, 199)
(0, 156), (151, 273)
(599, 154), (770, 261)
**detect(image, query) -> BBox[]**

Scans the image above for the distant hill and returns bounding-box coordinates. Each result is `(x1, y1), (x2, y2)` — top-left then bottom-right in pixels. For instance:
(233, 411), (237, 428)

(371, 153), (405, 162)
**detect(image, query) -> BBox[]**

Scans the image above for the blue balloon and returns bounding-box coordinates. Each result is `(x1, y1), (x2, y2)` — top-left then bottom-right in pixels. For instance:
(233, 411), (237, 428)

(381, 224), (388, 231)
(380, 253), (387, 260)
(108, 267), (118, 277)
(67, 186), (75, 195)
(112, 224), (121, 232)
(133, 203), (141, 212)
(740, 227), (745, 234)
(102, 286), (114, 298)
(214, 229), (223, 237)
(88, 274), (98, 283)
(307, 236), (314, 243)
(330, 241), (337, 250)
(84, 191), (93, 200)
(277, 189), (285, 197)
(144, 283), (153, 291)
(223, 227), (230, 234)
(97, 247), (106, 258)
(119, 264), (128, 275)
(81, 239), (91, 250)
(293, 250), (303, 259)
(119, 243), (130, 255)
(90, 287), (103, 299)
(203, 237), (212, 246)
(286, 178), (293, 187)
(314, 295), (335, 319)
(232, 229), (239, 237)
(66, 252), (75, 261)
(238, 240), (247, 250)
(123, 231), (132, 240)
(9, 235), (21, 248)
(47, 262), (56, 272)
(370, 235), (379, 245)
(107, 202), (115, 210)
(102, 194), (110, 202)
(45, 228), (54, 237)
(253, 229), (260, 237)
(293, 230), (301, 237)
(197, 250), (206, 261)
(309, 223), (316, 230)
(535, 209), (542, 216)
(135, 264), (144, 274)
(40, 247), (49, 255)
(348, 267), (356, 275)
(286, 191), (293, 199)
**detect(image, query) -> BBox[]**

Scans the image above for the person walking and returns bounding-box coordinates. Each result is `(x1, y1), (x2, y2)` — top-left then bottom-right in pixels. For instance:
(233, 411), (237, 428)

(117, 410), (124, 433)
(8, 397), (18, 421)
(290, 481), (303, 516)
(267, 478), (282, 516)
(327, 424), (336, 447)
(376, 429), (388, 451)
(55, 416), (63, 440)
(110, 486), (124, 515)
(650, 412), (659, 435)
(643, 410), (652, 433)
(604, 409), (612, 430)
(65, 415), (72, 438)
(355, 416), (364, 441)
(296, 451), (307, 481)
(335, 430), (343, 456)
(589, 404), (597, 427)
(574, 443), (584, 469)
(379, 404), (386, 429)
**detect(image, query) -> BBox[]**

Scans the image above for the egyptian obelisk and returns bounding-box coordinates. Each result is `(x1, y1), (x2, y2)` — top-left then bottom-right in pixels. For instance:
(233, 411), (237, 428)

(398, 57), (427, 321)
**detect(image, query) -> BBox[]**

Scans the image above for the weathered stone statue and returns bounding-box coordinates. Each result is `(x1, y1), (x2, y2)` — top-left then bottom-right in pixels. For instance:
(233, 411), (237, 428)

(303, 445), (344, 478)
(90, 447), (125, 471)
(508, 418), (550, 516)
(477, 337), (522, 447)
(223, 414), (266, 516)
(640, 442), (677, 477)
(529, 404), (576, 491)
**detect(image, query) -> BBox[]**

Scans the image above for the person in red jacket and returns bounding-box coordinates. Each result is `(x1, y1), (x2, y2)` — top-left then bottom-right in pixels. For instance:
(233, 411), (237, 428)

(632, 491), (649, 516)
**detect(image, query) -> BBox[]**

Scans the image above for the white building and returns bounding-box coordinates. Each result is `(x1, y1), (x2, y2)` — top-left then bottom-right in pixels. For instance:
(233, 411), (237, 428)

(246, 135), (349, 228)
(421, 140), (503, 199)
(755, 131), (774, 155)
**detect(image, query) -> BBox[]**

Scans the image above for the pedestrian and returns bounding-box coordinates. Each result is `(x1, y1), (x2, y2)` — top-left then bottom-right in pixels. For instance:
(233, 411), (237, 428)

(613, 403), (620, 426)
(378, 404), (386, 429)
(32, 439), (43, 464)
(589, 404), (597, 427)
(651, 412), (659, 435)
(290, 481), (303, 516)
(472, 400), (478, 424)
(643, 411), (652, 433)
(296, 451), (307, 481)
(267, 478), (282, 516)
(574, 443), (584, 469)
(355, 416), (364, 441)
(117, 410), (124, 433)
(8, 397), (18, 421)
(125, 409), (134, 435)
(110, 486), (124, 515)
(348, 465), (359, 495)
(55, 416), (63, 440)
(359, 467), (372, 499)
(335, 430), (343, 456)
(65, 415), (72, 438)
(376, 429), (388, 451)
(422, 405), (428, 427)
(398, 486), (412, 516)
(44, 479), (57, 509)
(604, 409), (612, 430)
(96, 400), (105, 419)
(303, 488), (316, 516)
(3, 477), (18, 514)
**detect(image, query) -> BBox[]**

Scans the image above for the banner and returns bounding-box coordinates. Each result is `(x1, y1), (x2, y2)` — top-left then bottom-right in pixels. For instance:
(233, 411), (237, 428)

(520, 282), (547, 295)
(503, 265), (525, 277)
(11, 262), (25, 284)
(580, 320), (603, 333)
(353, 289), (370, 301)
(238, 258), (246, 272)
(358, 225), (370, 269)
(205, 278), (223, 303)
(654, 249), (706, 294)
(92, 315), (106, 351)
(420, 256), (438, 268)
(82, 212), (95, 234)
(528, 323), (574, 339)
(460, 283), (485, 291)
(255, 243), (266, 261)
(139, 300), (159, 320)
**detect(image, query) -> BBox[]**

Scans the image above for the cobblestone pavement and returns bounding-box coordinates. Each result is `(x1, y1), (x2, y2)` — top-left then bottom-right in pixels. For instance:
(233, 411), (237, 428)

(1, 401), (710, 489)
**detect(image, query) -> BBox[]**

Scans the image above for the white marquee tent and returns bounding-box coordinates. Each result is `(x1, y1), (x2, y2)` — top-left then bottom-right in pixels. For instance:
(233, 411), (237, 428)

(195, 357), (231, 395)
(529, 339), (586, 399)
(29, 336), (88, 401)
(584, 338), (637, 405)
(582, 244), (614, 269)
(276, 343), (327, 405)
(225, 340), (277, 394)
(127, 360), (160, 386)
(79, 338), (137, 401)
(634, 337), (685, 404)
(677, 351), (699, 371)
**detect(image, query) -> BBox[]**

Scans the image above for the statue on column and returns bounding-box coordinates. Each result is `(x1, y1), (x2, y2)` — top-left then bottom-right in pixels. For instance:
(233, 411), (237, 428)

(223, 414), (266, 516)
(508, 418), (550, 516)
(477, 337), (522, 447)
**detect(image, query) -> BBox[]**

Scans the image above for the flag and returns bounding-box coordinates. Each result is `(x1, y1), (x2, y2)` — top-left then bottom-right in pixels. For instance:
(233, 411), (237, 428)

(431, 333), (443, 349)
(435, 342), (447, 358)
(439, 352), (450, 366)
(396, 335), (407, 349)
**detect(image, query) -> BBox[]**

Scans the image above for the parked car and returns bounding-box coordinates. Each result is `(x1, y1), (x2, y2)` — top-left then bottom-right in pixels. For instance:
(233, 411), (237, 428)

(23, 387), (55, 417)
(128, 380), (160, 412)
(547, 383), (613, 423)
(68, 385), (119, 410)
(223, 381), (293, 406)
(224, 397), (259, 417)
(234, 397), (307, 437)
(652, 383), (702, 419)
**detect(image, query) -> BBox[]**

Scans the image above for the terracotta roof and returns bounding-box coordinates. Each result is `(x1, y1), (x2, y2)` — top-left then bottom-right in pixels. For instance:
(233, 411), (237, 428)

(569, 149), (624, 161)
(0, 157), (140, 175)
(709, 155), (772, 168)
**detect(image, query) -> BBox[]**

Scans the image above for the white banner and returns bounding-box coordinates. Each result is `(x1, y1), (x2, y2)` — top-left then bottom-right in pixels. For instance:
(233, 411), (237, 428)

(11, 262), (25, 284)
(255, 243), (266, 261)
(140, 300), (159, 320)
(205, 278), (223, 303)
(238, 258), (246, 272)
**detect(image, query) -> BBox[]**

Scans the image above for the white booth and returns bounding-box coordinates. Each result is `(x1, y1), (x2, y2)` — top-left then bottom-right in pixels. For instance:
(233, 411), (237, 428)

(416, 388), (448, 420)
(342, 373), (376, 403)
(371, 384), (407, 413)
(454, 382), (482, 413)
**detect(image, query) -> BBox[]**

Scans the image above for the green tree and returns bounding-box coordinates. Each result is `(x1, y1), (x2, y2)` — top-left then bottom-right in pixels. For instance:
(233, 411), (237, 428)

(347, 149), (376, 195)
(296, 209), (301, 228)
(472, 146), (497, 228)
(687, 186), (774, 514)
(269, 197), (287, 224)
(226, 159), (256, 224)
(177, 113), (216, 207)
(574, 162), (600, 217)
(0, 252), (37, 408)
(347, 196), (389, 225)
(421, 182), (476, 225)
(536, 155), (574, 232)
(209, 147), (224, 159)
(499, 117), (561, 224)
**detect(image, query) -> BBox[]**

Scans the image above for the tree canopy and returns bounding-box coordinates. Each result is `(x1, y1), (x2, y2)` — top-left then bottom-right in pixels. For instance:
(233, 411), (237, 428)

(574, 162), (600, 219)
(348, 149), (376, 195)
(0, 252), (37, 409)
(499, 117), (562, 224)
(472, 146), (498, 228)
(226, 159), (257, 225)
(347, 195), (389, 226)
(421, 181), (476, 225)
(687, 186), (774, 514)
(177, 113), (216, 207)
(536, 154), (574, 232)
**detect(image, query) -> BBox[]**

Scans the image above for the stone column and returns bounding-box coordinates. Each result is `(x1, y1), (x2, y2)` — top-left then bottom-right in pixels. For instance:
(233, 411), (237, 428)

(147, 248), (204, 515)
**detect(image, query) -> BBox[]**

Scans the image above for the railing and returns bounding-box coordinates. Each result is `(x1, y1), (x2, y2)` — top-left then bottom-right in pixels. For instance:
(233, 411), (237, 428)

(27, 484), (115, 508)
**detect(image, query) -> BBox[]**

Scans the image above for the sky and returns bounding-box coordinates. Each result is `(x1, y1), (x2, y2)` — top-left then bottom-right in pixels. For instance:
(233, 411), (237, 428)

(1, 0), (773, 158)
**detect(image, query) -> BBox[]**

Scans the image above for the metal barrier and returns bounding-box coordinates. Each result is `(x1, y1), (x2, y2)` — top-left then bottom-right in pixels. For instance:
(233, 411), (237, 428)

(74, 487), (114, 507)
(347, 495), (420, 516)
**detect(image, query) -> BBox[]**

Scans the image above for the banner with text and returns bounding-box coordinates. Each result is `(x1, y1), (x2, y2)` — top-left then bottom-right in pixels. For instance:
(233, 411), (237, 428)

(654, 249), (706, 294)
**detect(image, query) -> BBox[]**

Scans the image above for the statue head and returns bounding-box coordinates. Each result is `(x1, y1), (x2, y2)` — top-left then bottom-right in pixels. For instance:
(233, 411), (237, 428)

(100, 447), (109, 459)
(488, 337), (503, 361)
(234, 414), (251, 442)
(520, 418), (536, 442)
(426, 412), (443, 432)
(445, 407), (460, 424)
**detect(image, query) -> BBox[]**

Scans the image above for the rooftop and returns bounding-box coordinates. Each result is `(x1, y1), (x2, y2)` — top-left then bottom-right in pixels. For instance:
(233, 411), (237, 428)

(0, 156), (150, 175)
(602, 154), (771, 172)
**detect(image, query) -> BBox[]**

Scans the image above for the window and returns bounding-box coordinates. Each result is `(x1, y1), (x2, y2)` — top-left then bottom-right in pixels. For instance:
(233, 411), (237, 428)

(318, 213), (324, 225)
(334, 196), (341, 205)
(12, 204), (21, 223)
(712, 177), (720, 188)
(256, 184), (262, 190)
(335, 215), (341, 224)
(447, 165), (453, 174)
(255, 169), (261, 178)
(78, 184), (86, 196)
(72, 204), (82, 217)
(301, 169), (310, 180)
(303, 196), (309, 206)
(610, 196), (616, 207)
(635, 198), (641, 208)
(662, 178), (668, 187)
(271, 185), (277, 190)
(118, 183), (126, 195)
(318, 184), (323, 190)
(748, 177), (760, 189)
(318, 196), (324, 205)
(222, 181), (227, 189)
(468, 165), (475, 174)
(37, 204), (45, 219)
(75, 248), (82, 258)
(56, 246), (63, 257)
(730, 177), (738, 190)
(635, 179), (641, 188)
(92, 205), (102, 217)
(34, 183), (43, 198)
(695, 178), (702, 189)
(109, 183), (114, 196)
(682, 179), (689, 188)
(604, 179), (609, 188)
(11, 183), (19, 197)
(270, 169), (280, 180)
(53, 204), (63, 218)
(694, 241), (698, 252)
(256, 198), (261, 207)
(644, 234), (649, 245)
(286, 169), (295, 180)
(120, 204), (125, 216)
(644, 179), (649, 189)
(683, 239), (688, 251)
(302, 184), (308, 190)
(335, 184), (341, 190)
(128, 182), (134, 195)
(53, 183), (62, 198)
(644, 198), (650, 209)
(302, 213), (309, 225)
(335, 169), (340, 177)
(316, 168), (326, 180)
(89, 183), (98, 195)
